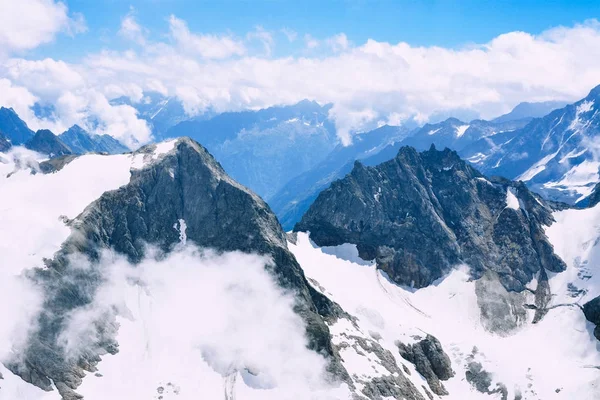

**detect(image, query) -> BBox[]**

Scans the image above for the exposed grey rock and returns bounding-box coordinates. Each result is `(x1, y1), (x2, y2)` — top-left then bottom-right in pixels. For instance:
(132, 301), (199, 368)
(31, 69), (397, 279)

(397, 334), (454, 396)
(361, 375), (426, 400)
(465, 348), (509, 399)
(334, 325), (425, 400)
(475, 271), (528, 335)
(25, 129), (73, 158)
(38, 155), (79, 173)
(9, 137), (349, 398)
(532, 268), (551, 323)
(270, 125), (411, 230)
(583, 296), (600, 340)
(465, 361), (508, 400)
(295, 145), (566, 292)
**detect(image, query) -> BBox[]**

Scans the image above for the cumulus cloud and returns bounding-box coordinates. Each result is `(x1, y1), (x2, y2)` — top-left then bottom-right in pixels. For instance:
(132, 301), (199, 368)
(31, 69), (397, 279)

(304, 34), (320, 50)
(0, 57), (151, 147)
(281, 28), (298, 42)
(168, 15), (246, 59)
(0, 0), (86, 56)
(247, 26), (275, 56)
(0, 273), (43, 363)
(57, 246), (349, 399)
(326, 33), (351, 53)
(118, 9), (147, 45)
(2, 16), (600, 145)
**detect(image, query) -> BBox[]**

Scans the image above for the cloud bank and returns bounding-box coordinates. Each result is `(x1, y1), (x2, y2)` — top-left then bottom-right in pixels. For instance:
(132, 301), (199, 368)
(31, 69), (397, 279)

(56, 246), (349, 399)
(1, 2), (600, 145)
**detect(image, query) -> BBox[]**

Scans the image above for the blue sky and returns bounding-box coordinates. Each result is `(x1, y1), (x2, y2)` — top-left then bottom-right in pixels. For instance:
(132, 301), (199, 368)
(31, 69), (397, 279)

(32, 0), (600, 61)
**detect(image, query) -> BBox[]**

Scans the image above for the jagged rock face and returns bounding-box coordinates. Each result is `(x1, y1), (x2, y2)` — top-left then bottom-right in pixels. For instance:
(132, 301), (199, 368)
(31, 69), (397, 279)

(11, 138), (347, 399)
(59, 125), (128, 155)
(397, 335), (454, 396)
(295, 146), (566, 291)
(25, 129), (73, 158)
(0, 131), (10, 151)
(583, 297), (600, 340)
(0, 107), (34, 145)
(270, 125), (410, 230)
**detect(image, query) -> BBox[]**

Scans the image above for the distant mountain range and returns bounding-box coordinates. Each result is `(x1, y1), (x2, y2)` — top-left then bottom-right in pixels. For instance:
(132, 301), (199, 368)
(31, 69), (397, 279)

(2, 89), (598, 214)
(0, 108), (128, 157)
(163, 100), (339, 200)
(464, 85), (600, 203)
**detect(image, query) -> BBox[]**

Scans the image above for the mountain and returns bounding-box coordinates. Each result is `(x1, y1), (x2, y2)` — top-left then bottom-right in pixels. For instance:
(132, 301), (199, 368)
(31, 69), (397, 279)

(164, 100), (339, 200)
(25, 129), (73, 157)
(59, 125), (129, 154)
(0, 137), (352, 400)
(0, 131), (11, 151)
(470, 85), (600, 204)
(289, 145), (600, 398)
(269, 124), (411, 230)
(492, 100), (568, 124)
(0, 107), (34, 145)
(3, 139), (600, 399)
(296, 145), (565, 292)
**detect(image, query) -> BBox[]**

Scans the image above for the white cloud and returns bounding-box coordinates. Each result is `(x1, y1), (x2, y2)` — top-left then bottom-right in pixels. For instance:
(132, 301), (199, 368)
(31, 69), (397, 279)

(118, 9), (146, 45)
(0, 0), (86, 56)
(2, 17), (600, 145)
(58, 246), (350, 399)
(0, 78), (38, 122)
(304, 34), (320, 50)
(168, 15), (246, 59)
(326, 33), (350, 52)
(281, 28), (298, 42)
(247, 26), (275, 56)
(0, 273), (43, 363)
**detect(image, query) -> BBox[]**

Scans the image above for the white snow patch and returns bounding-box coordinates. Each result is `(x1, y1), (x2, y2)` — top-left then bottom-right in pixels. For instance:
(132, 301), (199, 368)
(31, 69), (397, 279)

(578, 100), (595, 115)
(559, 148), (588, 164)
(152, 139), (178, 160)
(505, 187), (520, 210)
(290, 232), (600, 400)
(285, 118), (299, 123)
(516, 151), (559, 181)
(373, 187), (382, 202)
(427, 128), (441, 135)
(467, 152), (488, 164)
(543, 160), (600, 201)
(455, 124), (470, 138)
(0, 148), (134, 276)
(173, 219), (187, 246)
(546, 203), (600, 303)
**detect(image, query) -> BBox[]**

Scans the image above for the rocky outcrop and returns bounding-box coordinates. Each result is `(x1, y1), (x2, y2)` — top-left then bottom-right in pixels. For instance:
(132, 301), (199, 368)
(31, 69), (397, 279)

(9, 138), (348, 399)
(397, 335), (454, 395)
(0, 107), (34, 145)
(583, 296), (600, 340)
(25, 129), (73, 158)
(295, 145), (566, 292)
(0, 131), (11, 152)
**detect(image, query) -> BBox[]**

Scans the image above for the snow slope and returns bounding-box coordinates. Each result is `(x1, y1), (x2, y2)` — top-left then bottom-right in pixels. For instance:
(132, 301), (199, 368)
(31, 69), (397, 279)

(290, 232), (600, 399)
(0, 142), (177, 276)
